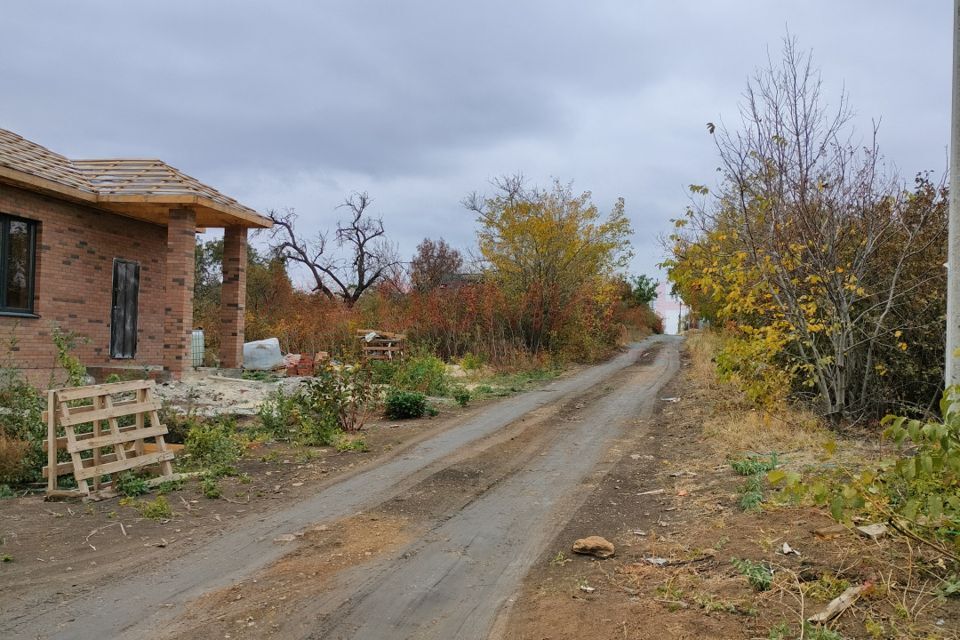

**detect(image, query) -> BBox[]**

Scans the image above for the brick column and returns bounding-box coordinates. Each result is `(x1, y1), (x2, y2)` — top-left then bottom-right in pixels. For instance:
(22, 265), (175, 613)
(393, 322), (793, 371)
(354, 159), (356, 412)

(219, 226), (247, 368)
(163, 208), (196, 379)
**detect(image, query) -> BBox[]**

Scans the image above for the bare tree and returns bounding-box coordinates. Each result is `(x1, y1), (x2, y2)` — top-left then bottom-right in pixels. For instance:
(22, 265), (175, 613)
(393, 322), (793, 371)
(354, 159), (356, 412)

(267, 192), (399, 307)
(681, 36), (947, 419)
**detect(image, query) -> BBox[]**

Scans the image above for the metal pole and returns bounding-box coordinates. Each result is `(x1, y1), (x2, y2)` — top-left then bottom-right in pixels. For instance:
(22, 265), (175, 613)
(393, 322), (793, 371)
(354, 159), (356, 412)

(948, 0), (960, 387)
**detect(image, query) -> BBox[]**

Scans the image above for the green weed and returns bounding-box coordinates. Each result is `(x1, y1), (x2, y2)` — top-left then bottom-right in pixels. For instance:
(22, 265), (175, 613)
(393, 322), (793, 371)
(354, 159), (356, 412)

(241, 370), (280, 383)
(334, 434), (368, 453)
(258, 387), (300, 441)
(731, 557), (773, 591)
(296, 414), (341, 447)
(184, 418), (245, 470)
(801, 622), (845, 640)
(137, 495), (173, 520)
(390, 353), (449, 396)
(155, 478), (184, 495)
(452, 386), (471, 407)
(803, 572), (850, 601)
(384, 389), (427, 419)
(936, 574), (960, 598)
(201, 476), (222, 499)
(460, 352), (484, 371)
(114, 472), (149, 497)
(730, 452), (780, 476)
(368, 359), (399, 385)
(738, 475), (766, 511)
(299, 362), (375, 432)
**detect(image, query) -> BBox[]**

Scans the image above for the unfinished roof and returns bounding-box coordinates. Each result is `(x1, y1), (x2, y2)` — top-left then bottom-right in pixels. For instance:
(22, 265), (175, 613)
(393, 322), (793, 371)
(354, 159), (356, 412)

(0, 128), (271, 228)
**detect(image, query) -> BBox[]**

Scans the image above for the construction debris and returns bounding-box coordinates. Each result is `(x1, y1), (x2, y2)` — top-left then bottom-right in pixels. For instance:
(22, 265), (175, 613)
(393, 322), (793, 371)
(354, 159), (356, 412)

(779, 542), (800, 556)
(808, 584), (869, 624)
(243, 338), (284, 371)
(357, 329), (406, 360)
(813, 524), (848, 539)
(154, 373), (307, 417)
(856, 523), (889, 540)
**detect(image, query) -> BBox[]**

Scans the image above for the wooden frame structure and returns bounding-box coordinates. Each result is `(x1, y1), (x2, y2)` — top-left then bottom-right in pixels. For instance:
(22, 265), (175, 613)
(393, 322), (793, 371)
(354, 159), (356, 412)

(356, 329), (406, 361)
(43, 380), (177, 499)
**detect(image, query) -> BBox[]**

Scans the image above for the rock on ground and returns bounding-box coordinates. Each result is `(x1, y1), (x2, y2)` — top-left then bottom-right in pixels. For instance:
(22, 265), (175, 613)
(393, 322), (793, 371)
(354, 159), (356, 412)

(572, 536), (615, 559)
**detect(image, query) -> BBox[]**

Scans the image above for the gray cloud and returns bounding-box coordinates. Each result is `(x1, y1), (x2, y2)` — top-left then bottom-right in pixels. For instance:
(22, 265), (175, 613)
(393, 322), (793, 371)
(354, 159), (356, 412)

(0, 1), (951, 282)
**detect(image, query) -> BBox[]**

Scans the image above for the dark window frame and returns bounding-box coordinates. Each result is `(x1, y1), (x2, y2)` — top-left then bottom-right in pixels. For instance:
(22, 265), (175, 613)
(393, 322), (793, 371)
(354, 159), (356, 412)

(0, 213), (38, 317)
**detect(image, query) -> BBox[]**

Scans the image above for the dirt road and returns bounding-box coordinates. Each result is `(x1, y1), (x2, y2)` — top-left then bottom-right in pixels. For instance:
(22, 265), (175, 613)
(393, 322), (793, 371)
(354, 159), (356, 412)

(7, 336), (679, 640)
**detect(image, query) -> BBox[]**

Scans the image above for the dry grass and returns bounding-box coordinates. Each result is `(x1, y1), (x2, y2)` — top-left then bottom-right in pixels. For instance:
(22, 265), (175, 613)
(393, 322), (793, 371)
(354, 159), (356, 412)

(704, 409), (827, 457)
(684, 329), (829, 459)
(0, 434), (28, 482)
(684, 330), (722, 386)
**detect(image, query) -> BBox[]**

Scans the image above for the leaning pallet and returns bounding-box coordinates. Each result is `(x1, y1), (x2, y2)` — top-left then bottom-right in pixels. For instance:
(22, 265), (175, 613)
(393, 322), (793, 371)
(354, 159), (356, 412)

(43, 379), (178, 499)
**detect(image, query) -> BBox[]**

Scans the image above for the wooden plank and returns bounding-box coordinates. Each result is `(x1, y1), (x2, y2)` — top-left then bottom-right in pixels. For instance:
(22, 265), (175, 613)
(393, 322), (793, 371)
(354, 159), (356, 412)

(62, 422), (90, 495)
(43, 435), (66, 452)
(58, 400), (161, 426)
(42, 460), (75, 479)
(45, 489), (84, 499)
(92, 396), (103, 492)
(67, 425), (169, 453)
(148, 387), (175, 478)
(102, 392), (129, 465)
(46, 391), (56, 494)
(134, 387), (146, 456)
(42, 451), (125, 479)
(74, 451), (175, 481)
(51, 397), (140, 419)
(44, 429), (108, 452)
(55, 379), (153, 402)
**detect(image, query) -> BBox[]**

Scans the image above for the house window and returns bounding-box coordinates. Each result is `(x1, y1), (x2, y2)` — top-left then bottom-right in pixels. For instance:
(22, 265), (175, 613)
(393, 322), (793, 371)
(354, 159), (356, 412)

(0, 214), (38, 315)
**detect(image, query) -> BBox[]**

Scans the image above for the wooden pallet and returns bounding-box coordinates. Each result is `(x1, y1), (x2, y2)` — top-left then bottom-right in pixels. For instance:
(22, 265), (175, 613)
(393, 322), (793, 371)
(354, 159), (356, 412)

(43, 380), (177, 499)
(356, 329), (406, 361)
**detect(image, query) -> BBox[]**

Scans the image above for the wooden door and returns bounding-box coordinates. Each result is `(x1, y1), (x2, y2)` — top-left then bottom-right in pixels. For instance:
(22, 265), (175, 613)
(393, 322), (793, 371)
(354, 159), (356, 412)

(110, 259), (140, 359)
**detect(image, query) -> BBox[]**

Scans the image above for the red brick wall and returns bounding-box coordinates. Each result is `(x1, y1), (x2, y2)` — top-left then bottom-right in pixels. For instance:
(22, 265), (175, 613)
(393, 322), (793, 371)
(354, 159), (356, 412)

(219, 226), (247, 368)
(0, 183), (168, 384)
(163, 209), (196, 379)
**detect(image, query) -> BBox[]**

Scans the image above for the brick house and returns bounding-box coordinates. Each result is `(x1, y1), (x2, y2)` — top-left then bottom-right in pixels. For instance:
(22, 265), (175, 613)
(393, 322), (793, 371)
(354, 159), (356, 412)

(0, 128), (271, 383)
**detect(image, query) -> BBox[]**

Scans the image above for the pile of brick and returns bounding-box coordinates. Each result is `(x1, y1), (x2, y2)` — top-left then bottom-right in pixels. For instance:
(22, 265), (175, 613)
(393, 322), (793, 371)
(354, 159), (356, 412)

(285, 352), (328, 377)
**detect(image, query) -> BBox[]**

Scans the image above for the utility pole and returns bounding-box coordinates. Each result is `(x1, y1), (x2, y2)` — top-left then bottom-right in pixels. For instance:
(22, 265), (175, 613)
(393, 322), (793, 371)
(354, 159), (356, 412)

(948, 0), (960, 387)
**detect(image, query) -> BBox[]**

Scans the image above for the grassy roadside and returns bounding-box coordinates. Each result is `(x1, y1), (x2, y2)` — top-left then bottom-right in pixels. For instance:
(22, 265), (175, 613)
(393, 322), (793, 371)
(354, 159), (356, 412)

(505, 331), (960, 640)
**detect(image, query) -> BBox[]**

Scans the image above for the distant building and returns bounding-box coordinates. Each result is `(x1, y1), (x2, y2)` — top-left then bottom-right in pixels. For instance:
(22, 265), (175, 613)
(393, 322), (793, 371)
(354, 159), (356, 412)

(652, 282), (683, 334)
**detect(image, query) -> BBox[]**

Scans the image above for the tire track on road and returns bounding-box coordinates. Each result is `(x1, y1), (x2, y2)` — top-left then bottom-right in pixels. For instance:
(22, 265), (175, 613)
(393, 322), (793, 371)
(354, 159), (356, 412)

(9, 336), (672, 640)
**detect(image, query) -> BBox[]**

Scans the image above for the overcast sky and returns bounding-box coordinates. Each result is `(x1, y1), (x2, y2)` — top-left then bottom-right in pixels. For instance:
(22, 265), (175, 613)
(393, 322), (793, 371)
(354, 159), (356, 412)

(1, 1), (951, 283)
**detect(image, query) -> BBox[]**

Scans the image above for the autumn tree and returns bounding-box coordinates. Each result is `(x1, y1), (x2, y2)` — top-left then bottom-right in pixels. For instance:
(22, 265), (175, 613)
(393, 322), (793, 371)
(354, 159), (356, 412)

(464, 175), (633, 351)
(267, 192), (399, 307)
(667, 38), (947, 419)
(409, 238), (463, 291)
